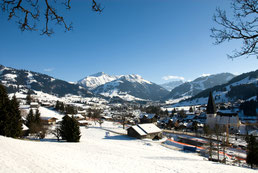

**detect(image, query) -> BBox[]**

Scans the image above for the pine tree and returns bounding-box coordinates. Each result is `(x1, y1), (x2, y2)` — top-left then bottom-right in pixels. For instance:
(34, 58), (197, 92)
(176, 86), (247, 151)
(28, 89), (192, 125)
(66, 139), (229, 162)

(0, 84), (10, 136)
(34, 109), (41, 125)
(8, 95), (22, 138)
(60, 102), (65, 112)
(55, 100), (60, 111)
(189, 106), (194, 113)
(0, 84), (22, 138)
(26, 92), (32, 105)
(60, 115), (81, 142)
(246, 135), (258, 169)
(26, 109), (35, 131)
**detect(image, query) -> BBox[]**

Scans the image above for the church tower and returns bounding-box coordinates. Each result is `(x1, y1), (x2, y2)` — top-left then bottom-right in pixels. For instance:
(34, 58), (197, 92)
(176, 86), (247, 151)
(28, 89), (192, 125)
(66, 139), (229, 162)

(206, 91), (217, 128)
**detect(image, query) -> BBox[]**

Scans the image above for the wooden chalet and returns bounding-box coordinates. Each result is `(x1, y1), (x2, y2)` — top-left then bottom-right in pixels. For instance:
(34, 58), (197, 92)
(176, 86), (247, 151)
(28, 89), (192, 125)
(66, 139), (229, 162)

(127, 123), (162, 139)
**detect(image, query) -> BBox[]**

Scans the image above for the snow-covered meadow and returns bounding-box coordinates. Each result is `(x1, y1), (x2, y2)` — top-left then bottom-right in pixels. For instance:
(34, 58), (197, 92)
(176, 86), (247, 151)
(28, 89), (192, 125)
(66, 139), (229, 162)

(0, 121), (256, 173)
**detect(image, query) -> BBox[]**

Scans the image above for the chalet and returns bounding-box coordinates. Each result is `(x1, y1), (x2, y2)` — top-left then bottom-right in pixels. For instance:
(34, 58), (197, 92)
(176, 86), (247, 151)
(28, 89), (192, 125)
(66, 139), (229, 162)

(30, 102), (39, 108)
(139, 113), (157, 124)
(127, 123), (162, 139)
(67, 114), (85, 120)
(40, 117), (58, 125)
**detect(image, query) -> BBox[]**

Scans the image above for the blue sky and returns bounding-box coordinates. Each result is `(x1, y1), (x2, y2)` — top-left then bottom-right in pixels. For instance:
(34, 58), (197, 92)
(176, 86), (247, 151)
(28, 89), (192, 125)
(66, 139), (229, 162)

(0, 0), (257, 84)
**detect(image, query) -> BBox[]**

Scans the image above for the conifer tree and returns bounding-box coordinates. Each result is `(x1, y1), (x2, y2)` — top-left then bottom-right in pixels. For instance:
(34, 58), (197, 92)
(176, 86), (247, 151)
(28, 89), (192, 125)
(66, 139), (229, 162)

(0, 84), (22, 138)
(0, 84), (10, 136)
(26, 92), (32, 105)
(60, 115), (81, 142)
(34, 109), (41, 125)
(8, 95), (22, 138)
(246, 135), (258, 169)
(55, 100), (60, 111)
(26, 109), (35, 131)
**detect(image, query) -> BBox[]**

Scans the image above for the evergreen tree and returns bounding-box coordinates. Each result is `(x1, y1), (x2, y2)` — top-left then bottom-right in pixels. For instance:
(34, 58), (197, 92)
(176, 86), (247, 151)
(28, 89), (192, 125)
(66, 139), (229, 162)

(60, 102), (65, 112)
(26, 92), (32, 105)
(0, 84), (10, 136)
(60, 115), (81, 142)
(55, 100), (60, 111)
(189, 106), (194, 113)
(8, 95), (22, 138)
(246, 135), (258, 169)
(0, 84), (22, 138)
(26, 109), (35, 131)
(34, 109), (41, 125)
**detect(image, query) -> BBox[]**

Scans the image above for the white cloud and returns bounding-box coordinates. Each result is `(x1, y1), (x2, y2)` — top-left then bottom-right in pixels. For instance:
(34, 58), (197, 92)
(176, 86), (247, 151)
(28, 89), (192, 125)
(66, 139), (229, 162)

(43, 68), (54, 72)
(162, 75), (185, 81)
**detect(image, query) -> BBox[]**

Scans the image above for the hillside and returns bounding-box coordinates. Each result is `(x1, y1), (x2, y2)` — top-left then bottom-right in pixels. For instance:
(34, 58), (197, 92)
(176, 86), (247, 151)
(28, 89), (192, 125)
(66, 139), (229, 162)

(165, 73), (235, 101)
(0, 65), (92, 97)
(177, 70), (258, 106)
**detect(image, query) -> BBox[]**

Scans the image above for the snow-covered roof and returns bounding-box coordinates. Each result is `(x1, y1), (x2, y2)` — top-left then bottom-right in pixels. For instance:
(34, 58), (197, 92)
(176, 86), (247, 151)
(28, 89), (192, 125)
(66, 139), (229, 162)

(131, 125), (147, 136)
(137, 123), (162, 134)
(30, 102), (39, 105)
(140, 113), (155, 119)
(129, 123), (162, 136)
(22, 124), (29, 131)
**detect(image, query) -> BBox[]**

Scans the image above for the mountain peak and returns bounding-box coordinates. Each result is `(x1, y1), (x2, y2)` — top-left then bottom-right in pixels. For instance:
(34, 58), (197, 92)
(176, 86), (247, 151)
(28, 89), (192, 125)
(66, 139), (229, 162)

(90, 72), (106, 77)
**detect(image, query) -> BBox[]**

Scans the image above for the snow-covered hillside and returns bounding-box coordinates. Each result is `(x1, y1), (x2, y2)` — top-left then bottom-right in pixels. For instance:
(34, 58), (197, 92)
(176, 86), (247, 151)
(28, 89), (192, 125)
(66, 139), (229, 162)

(174, 70), (258, 106)
(0, 64), (92, 98)
(160, 80), (184, 91)
(0, 122), (255, 173)
(165, 73), (235, 103)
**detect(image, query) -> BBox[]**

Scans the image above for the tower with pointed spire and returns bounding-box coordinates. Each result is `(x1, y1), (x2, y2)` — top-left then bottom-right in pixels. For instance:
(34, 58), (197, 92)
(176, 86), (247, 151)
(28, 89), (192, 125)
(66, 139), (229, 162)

(206, 92), (217, 128)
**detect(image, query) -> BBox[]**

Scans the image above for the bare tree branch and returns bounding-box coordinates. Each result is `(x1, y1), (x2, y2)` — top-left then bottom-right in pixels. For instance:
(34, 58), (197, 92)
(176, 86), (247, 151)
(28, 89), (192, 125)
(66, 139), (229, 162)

(211, 0), (257, 59)
(0, 0), (103, 36)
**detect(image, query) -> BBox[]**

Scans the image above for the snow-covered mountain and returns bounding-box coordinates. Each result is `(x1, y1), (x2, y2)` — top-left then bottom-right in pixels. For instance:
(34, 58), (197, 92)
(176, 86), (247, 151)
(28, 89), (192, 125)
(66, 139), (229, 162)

(175, 70), (258, 106)
(0, 64), (92, 97)
(77, 72), (119, 90)
(92, 74), (169, 101)
(165, 73), (235, 101)
(160, 80), (184, 91)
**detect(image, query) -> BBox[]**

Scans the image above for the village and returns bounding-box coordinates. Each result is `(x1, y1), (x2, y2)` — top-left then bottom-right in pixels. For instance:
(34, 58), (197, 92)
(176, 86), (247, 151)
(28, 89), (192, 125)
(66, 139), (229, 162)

(9, 89), (257, 169)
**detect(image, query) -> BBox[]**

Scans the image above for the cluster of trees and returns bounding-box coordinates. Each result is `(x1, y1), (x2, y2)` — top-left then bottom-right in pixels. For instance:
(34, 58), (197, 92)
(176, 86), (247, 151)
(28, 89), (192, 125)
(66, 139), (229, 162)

(25, 109), (45, 139)
(0, 84), (22, 138)
(240, 99), (258, 116)
(55, 101), (77, 114)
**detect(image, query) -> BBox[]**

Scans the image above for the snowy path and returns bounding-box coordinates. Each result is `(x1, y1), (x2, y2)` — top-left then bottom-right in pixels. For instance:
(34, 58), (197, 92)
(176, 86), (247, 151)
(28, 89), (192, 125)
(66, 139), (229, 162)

(0, 122), (256, 173)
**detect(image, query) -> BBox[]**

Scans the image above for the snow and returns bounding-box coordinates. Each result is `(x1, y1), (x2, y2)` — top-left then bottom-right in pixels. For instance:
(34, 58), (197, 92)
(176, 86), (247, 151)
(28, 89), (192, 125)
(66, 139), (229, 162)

(122, 74), (152, 84)
(137, 123), (162, 134)
(78, 72), (119, 89)
(38, 107), (64, 121)
(4, 74), (17, 81)
(0, 121), (255, 173)
(100, 89), (145, 101)
(131, 125), (147, 136)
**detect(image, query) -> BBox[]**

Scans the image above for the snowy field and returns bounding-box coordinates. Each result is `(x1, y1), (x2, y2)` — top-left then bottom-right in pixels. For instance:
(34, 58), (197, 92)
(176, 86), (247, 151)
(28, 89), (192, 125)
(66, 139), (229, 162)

(0, 122), (256, 173)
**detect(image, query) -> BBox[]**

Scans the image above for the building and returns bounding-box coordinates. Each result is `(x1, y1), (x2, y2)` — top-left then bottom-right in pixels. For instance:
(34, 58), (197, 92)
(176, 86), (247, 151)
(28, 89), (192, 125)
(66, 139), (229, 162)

(206, 92), (239, 132)
(30, 102), (39, 108)
(127, 123), (162, 139)
(41, 117), (58, 125)
(139, 113), (157, 124)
